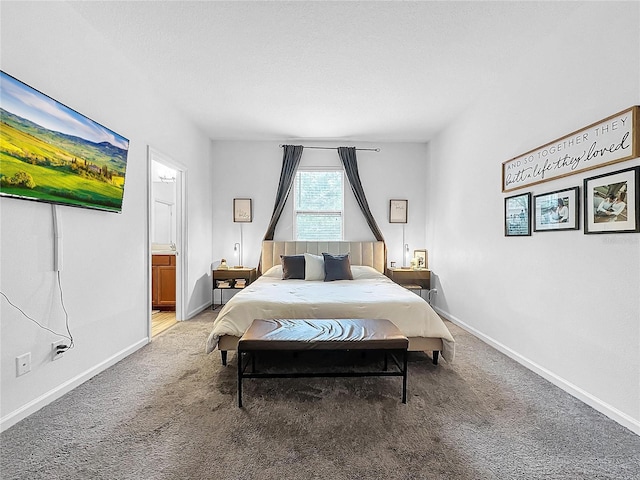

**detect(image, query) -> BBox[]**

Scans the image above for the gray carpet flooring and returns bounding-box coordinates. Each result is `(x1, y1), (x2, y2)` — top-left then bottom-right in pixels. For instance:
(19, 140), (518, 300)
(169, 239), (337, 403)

(1, 310), (639, 480)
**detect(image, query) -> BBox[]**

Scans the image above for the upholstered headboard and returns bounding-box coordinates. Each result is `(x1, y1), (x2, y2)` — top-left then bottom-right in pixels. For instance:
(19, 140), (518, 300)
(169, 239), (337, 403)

(261, 241), (386, 274)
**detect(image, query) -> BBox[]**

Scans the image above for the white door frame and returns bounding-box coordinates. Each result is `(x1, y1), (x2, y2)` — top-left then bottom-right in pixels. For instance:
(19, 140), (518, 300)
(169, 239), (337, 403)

(147, 146), (188, 335)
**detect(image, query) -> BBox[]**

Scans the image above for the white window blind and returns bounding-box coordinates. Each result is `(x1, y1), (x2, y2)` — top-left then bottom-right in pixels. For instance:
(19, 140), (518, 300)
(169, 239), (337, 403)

(294, 170), (343, 241)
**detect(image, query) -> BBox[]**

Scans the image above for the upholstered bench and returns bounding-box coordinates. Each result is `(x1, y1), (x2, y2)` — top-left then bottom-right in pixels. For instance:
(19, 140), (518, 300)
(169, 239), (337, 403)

(237, 318), (409, 407)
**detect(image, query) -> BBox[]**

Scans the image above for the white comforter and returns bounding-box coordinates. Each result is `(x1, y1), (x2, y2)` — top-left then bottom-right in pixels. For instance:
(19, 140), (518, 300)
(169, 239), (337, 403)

(206, 266), (455, 361)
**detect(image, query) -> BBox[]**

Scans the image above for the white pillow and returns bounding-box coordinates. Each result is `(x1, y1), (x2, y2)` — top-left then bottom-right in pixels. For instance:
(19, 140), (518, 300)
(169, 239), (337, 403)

(351, 265), (383, 280)
(304, 253), (324, 281)
(262, 265), (283, 278)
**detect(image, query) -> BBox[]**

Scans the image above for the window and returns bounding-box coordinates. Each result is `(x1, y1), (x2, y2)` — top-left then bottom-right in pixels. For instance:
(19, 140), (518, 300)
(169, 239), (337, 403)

(294, 169), (344, 240)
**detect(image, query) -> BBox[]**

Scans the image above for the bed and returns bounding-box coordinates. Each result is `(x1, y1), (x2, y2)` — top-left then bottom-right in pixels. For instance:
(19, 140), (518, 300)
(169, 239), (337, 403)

(206, 241), (455, 364)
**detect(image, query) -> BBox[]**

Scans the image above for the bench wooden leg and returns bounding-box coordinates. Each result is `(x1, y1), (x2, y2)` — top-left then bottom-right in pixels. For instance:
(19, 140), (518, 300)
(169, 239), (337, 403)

(221, 350), (227, 366)
(432, 351), (439, 365)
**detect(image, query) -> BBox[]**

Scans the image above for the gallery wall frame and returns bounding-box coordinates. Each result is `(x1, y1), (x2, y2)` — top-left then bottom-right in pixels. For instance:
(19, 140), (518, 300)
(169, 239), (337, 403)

(533, 187), (580, 232)
(413, 249), (427, 269)
(502, 106), (639, 193)
(505, 192), (532, 237)
(389, 199), (408, 223)
(233, 198), (252, 223)
(583, 166), (639, 234)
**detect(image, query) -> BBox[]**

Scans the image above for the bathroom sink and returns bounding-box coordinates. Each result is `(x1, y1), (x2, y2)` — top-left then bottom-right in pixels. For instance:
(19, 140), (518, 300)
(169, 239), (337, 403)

(152, 243), (177, 255)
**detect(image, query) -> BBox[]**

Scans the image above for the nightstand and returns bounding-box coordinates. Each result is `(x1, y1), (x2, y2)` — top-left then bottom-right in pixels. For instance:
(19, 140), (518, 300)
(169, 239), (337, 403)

(386, 268), (430, 294)
(212, 267), (257, 309)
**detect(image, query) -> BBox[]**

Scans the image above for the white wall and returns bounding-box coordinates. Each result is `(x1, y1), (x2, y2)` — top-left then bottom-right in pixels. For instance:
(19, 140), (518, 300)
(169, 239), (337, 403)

(0, 2), (212, 430)
(211, 141), (429, 269)
(427, 2), (640, 433)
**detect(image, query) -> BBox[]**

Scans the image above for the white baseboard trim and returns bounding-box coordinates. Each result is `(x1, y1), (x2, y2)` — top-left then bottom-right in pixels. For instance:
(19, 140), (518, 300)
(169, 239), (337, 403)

(0, 338), (148, 433)
(186, 301), (211, 319)
(434, 306), (640, 436)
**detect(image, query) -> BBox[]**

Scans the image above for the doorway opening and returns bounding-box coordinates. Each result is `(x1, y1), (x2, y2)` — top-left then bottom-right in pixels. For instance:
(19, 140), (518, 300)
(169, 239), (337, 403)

(148, 147), (187, 338)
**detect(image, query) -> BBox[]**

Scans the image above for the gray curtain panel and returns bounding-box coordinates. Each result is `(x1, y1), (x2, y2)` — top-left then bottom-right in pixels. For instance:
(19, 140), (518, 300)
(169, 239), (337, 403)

(338, 146), (385, 242)
(257, 144), (304, 272)
(263, 144), (304, 240)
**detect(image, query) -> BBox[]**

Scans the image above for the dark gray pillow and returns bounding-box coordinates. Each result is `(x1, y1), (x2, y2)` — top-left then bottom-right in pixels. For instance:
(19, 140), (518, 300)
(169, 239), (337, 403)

(280, 255), (305, 279)
(322, 253), (353, 281)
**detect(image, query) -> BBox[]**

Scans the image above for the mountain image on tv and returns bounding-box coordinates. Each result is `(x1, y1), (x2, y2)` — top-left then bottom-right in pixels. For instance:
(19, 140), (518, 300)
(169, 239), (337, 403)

(0, 71), (130, 213)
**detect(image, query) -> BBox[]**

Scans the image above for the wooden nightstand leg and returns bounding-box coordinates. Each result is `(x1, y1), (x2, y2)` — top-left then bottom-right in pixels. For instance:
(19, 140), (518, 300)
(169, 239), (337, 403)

(221, 350), (227, 366)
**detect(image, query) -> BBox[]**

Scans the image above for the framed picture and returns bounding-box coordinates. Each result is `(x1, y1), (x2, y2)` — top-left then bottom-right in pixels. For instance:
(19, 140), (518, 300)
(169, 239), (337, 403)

(505, 192), (531, 236)
(233, 198), (252, 223)
(389, 199), (408, 223)
(533, 187), (580, 232)
(413, 249), (427, 269)
(584, 166), (639, 234)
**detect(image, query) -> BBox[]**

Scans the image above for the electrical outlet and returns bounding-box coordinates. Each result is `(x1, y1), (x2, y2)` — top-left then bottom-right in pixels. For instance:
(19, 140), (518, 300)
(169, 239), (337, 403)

(16, 353), (31, 376)
(52, 340), (66, 361)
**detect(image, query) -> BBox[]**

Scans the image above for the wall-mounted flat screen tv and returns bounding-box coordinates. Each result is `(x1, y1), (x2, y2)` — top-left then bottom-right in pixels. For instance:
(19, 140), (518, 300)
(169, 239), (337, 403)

(0, 71), (130, 213)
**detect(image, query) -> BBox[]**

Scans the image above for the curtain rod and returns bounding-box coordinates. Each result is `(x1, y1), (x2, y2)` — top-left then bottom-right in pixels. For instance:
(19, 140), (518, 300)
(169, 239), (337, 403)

(279, 144), (380, 152)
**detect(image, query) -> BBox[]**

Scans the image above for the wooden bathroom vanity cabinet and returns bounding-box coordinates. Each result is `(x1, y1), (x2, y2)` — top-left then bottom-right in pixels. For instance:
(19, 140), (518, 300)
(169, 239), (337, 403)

(152, 254), (176, 310)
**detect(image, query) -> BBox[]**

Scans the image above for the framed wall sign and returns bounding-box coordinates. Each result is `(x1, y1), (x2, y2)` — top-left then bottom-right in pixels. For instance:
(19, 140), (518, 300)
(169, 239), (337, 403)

(502, 106), (639, 192)
(533, 187), (580, 232)
(233, 198), (252, 222)
(584, 166), (639, 234)
(389, 199), (408, 223)
(505, 192), (531, 236)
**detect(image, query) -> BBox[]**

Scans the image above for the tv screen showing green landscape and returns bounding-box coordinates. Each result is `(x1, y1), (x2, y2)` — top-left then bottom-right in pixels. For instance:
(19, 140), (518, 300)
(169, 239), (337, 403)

(0, 71), (129, 213)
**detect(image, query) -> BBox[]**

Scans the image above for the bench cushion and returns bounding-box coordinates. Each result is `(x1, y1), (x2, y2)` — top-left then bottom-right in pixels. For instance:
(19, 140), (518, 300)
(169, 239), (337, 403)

(238, 319), (409, 351)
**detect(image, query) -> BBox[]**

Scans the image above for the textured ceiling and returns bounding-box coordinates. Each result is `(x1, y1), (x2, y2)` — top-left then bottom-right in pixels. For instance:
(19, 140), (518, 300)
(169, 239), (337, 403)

(70, 1), (583, 142)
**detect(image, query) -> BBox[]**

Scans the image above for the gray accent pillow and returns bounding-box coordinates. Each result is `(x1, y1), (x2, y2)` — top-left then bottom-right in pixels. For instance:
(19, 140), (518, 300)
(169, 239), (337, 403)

(280, 255), (305, 280)
(322, 253), (353, 281)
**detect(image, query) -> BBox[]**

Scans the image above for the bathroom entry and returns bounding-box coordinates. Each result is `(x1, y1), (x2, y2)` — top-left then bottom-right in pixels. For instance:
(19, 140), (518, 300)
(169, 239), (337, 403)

(148, 148), (186, 337)
(152, 161), (177, 249)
